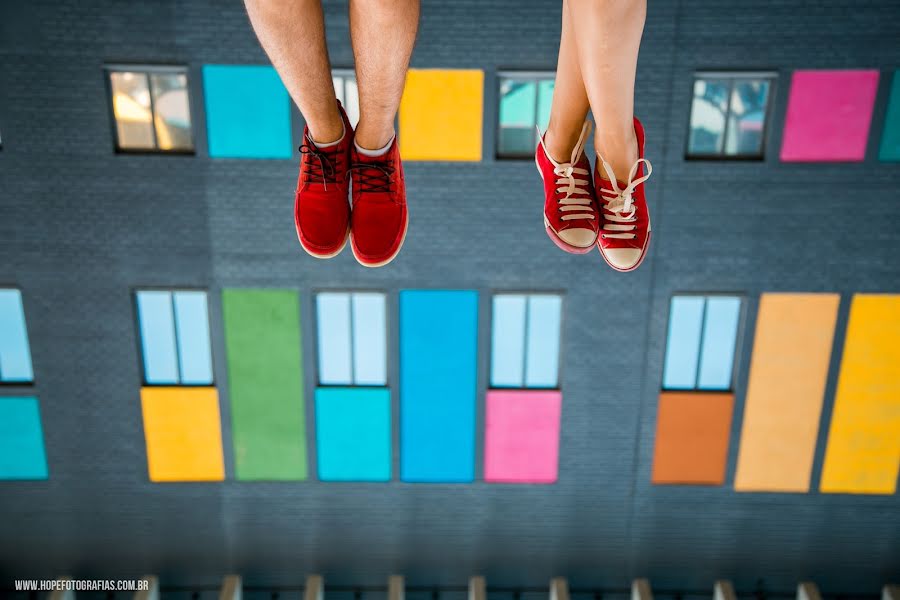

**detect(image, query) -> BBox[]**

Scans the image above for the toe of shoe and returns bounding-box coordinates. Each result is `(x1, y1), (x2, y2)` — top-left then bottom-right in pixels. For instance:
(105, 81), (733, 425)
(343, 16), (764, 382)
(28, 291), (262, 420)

(558, 227), (598, 248)
(602, 247), (643, 271)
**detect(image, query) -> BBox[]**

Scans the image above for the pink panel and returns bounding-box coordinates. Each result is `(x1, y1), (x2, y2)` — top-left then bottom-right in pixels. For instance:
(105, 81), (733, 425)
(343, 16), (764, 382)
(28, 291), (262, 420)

(484, 390), (561, 483)
(781, 70), (879, 162)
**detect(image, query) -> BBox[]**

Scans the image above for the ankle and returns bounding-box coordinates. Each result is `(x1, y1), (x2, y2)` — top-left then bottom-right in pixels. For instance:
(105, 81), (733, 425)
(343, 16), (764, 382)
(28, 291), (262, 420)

(308, 113), (345, 146)
(355, 122), (395, 151)
(544, 126), (579, 164)
(595, 129), (638, 181)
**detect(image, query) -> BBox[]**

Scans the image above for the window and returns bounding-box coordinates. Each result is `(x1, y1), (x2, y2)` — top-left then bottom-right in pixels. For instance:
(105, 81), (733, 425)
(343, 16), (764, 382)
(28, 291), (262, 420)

(135, 290), (213, 385)
(332, 70), (360, 128)
(687, 73), (775, 159)
(497, 72), (555, 158)
(0, 289), (34, 384)
(490, 294), (562, 388)
(107, 65), (194, 153)
(662, 295), (743, 391)
(316, 292), (387, 386)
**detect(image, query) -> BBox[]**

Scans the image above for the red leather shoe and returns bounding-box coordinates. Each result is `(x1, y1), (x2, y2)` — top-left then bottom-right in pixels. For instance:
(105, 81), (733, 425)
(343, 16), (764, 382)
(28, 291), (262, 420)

(595, 117), (653, 272)
(349, 137), (408, 268)
(295, 102), (353, 259)
(535, 120), (600, 254)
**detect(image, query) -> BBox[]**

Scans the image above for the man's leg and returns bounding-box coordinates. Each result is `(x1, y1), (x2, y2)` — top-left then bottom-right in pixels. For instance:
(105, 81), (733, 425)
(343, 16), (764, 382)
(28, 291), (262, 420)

(244, 0), (343, 144)
(544, 0), (591, 163)
(348, 0), (419, 150)
(568, 0), (646, 181)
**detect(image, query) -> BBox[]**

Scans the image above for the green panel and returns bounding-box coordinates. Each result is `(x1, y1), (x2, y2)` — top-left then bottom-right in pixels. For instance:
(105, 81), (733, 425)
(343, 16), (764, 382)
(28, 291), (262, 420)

(222, 289), (307, 480)
(879, 71), (900, 161)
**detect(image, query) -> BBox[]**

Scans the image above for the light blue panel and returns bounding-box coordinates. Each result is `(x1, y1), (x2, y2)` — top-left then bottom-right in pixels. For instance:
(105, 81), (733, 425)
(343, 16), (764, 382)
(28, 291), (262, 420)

(317, 293), (352, 385)
(697, 296), (742, 390)
(315, 387), (391, 481)
(352, 293), (387, 386)
(136, 291), (179, 384)
(0, 289), (33, 382)
(662, 296), (705, 389)
(400, 290), (478, 482)
(525, 295), (562, 388)
(173, 291), (213, 385)
(490, 295), (526, 387)
(203, 64), (292, 159)
(0, 397), (48, 480)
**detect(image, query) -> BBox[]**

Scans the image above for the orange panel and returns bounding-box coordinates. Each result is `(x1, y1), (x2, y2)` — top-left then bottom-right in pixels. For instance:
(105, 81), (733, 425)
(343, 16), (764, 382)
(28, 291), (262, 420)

(652, 392), (734, 485)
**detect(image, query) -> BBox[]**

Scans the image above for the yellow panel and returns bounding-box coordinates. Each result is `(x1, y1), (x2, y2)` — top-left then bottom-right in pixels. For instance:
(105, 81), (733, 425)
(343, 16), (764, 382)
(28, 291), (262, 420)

(141, 387), (225, 482)
(399, 69), (483, 161)
(734, 293), (839, 492)
(820, 294), (900, 494)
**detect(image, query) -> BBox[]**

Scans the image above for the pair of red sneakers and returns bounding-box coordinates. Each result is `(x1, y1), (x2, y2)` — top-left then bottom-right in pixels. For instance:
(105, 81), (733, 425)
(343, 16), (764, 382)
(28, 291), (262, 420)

(536, 117), (653, 272)
(295, 102), (408, 267)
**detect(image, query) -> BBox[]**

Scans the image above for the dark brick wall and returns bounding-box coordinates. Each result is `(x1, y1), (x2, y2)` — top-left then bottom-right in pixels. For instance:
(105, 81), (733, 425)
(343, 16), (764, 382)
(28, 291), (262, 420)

(0, 0), (899, 593)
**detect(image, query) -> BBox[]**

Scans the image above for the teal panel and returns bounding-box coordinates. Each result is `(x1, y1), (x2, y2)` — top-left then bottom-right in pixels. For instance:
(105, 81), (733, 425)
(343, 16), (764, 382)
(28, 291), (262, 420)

(0, 397), (48, 480)
(315, 387), (391, 481)
(879, 71), (900, 161)
(203, 65), (292, 159)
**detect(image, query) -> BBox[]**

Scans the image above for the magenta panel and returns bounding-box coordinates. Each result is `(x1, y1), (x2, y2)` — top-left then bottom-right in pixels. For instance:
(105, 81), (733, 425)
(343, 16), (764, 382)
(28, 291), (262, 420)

(780, 69), (879, 162)
(484, 390), (561, 484)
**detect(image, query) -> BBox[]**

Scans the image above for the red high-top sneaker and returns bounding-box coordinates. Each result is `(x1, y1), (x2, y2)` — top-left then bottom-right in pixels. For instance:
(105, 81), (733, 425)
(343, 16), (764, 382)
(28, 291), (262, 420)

(535, 120), (600, 254)
(595, 117), (653, 272)
(349, 136), (408, 268)
(295, 102), (353, 259)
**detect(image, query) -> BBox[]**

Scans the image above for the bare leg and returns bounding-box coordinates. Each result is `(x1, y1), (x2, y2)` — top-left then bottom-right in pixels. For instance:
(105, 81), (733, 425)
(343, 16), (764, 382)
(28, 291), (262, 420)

(544, 0), (591, 163)
(244, 0), (343, 143)
(568, 0), (646, 180)
(349, 0), (420, 150)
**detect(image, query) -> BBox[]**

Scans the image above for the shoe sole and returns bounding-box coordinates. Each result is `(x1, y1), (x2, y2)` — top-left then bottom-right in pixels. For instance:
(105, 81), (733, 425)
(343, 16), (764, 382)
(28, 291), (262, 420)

(597, 231), (652, 273)
(536, 155), (598, 255)
(297, 225), (350, 260)
(351, 214), (409, 268)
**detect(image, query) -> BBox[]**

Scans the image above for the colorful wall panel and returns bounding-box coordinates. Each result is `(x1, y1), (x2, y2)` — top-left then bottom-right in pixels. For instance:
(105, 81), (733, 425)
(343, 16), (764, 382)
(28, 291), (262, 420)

(652, 392), (734, 485)
(400, 290), (478, 482)
(780, 69), (879, 162)
(0, 288), (34, 383)
(203, 65), (292, 159)
(315, 387), (391, 482)
(734, 293), (840, 492)
(399, 69), (484, 161)
(879, 71), (900, 161)
(820, 294), (900, 494)
(484, 390), (561, 483)
(0, 397), (48, 480)
(140, 387), (224, 482)
(223, 289), (307, 480)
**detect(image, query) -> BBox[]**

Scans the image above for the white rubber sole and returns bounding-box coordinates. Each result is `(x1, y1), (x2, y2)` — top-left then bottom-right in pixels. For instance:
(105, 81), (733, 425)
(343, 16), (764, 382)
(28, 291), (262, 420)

(298, 225), (350, 260)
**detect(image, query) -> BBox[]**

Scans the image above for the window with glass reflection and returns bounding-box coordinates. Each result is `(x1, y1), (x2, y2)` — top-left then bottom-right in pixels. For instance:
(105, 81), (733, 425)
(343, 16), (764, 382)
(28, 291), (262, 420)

(687, 73), (774, 159)
(497, 73), (555, 158)
(107, 66), (194, 153)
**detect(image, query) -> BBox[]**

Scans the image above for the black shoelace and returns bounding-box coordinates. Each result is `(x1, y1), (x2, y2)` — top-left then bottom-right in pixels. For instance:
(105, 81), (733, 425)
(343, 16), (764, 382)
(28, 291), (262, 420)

(349, 160), (395, 194)
(299, 141), (342, 187)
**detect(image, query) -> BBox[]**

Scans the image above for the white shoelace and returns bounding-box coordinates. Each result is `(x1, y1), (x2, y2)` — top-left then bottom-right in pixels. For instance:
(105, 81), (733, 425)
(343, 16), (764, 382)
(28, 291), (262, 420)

(598, 155), (652, 240)
(538, 121), (595, 222)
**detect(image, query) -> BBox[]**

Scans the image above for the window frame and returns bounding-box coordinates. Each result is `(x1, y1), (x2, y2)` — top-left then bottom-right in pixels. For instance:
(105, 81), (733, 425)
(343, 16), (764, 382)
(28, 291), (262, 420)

(0, 286), (35, 386)
(132, 287), (214, 387)
(496, 70), (557, 160)
(313, 289), (389, 388)
(104, 64), (196, 155)
(489, 291), (565, 390)
(685, 71), (778, 161)
(661, 292), (747, 393)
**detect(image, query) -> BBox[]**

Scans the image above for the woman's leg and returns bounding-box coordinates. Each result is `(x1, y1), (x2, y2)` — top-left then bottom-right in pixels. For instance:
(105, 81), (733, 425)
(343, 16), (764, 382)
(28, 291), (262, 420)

(543, 0), (591, 163)
(567, 0), (646, 181)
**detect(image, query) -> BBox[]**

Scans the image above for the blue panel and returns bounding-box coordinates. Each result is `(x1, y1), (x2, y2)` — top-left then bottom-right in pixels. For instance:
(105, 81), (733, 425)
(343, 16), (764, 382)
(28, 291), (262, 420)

(400, 290), (478, 482)
(315, 387), (391, 481)
(136, 291), (179, 384)
(491, 295), (526, 387)
(352, 293), (387, 386)
(525, 295), (562, 388)
(0, 397), (48, 480)
(173, 291), (213, 385)
(697, 296), (742, 390)
(0, 289), (33, 382)
(662, 296), (705, 389)
(202, 65), (292, 159)
(317, 293), (352, 385)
